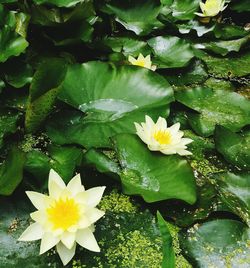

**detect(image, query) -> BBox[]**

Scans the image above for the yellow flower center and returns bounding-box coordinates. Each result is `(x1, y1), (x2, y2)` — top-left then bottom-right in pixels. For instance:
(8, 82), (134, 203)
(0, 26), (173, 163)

(134, 60), (146, 67)
(153, 130), (172, 145)
(47, 198), (80, 230)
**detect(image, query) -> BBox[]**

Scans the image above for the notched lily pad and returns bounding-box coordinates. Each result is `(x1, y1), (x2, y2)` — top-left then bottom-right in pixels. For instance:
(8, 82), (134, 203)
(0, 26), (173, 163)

(180, 219), (250, 268)
(175, 87), (250, 136)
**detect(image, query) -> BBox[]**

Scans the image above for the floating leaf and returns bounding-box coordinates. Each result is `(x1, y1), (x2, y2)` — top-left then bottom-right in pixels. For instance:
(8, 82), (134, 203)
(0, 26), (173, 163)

(0, 5), (29, 62)
(195, 35), (250, 56)
(32, 0), (83, 8)
(180, 219), (250, 267)
(215, 126), (250, 170)
(171, 0), (200, 21)
(112, 134), (196, 204)
(25, 58), (68, 133)
(200, 51), (250, 78)
(0, 109), (19, 149)
(148, 36), (194, 68)
(212, 171), (250, 225)
(175, 87), (250, 136)
(103, 0), (163, 36)
(0, 147), (25, 196)
(47, 61), (173, 148)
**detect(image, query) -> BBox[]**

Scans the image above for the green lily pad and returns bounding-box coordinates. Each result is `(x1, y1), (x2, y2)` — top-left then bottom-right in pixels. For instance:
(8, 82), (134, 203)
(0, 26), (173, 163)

(212, 171), (250, 225)
(200, 51), (250, 78)
(0, 5), (29, 63)
(230, 0), (250, 12)
(112, 134), (197, 204)
(0, 109), (19, 149)
(48, 145), (82, 183)
(103, 0), (163, 36)
(213, 24), (249, 40)
(3, 58), (33, 88)
(0, 146), (25, 196)
(25, 58), (68, 133)
(33, 0), (83, 8)
(30, 2), (95, 26)
(148, 36), (195, 68)
(100, 36), (151, 57)
(215, 126), (250, 170)
(171, 0), (200, 21)
(180, 219), (250, 267)
(177, 20), (215, 37)
(47, 61), (173, 148)
(195, 35), (250, 56)
(175, 87), (250, 136)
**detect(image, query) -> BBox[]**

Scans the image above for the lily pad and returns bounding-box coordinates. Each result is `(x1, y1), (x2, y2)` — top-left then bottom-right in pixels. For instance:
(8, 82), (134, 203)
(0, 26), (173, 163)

(112, 134), (197, 204)
(47, 61), (173, 148)
(175, 87), (250, 136)
(148, 36), (195, 68)
(212, 171), (250, 226)
(103, 0), (163, 36)
(25, 58), (68, 133)
(180, 219), (250, 267)
(200, 51), (250, 78)
(0, 109), (19, 149)
(0, 147), (25, 196)
(33, 0), (83, 8)
(171, 0), (200, 21)
(0, 5), (29, 62)
(215, 126), (250, 170)
(195, 35), (250, 56)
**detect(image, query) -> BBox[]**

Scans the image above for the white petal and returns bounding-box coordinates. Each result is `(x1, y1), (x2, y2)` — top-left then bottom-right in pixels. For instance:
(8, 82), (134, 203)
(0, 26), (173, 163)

(77, 216), (91, 229)
(177, 149), (192, 156)
(195, 12), (206, 17)
(66, 174), (84, 196)
(200, 2), (206, 13)
(18, 223), (43, 241)
(57, 242), (76, 266)
(48, 169), (66, 198)
(26, 191), (50, 210)
(138, 53), (144, 61)
(151, 65), (157, 71)
(168, 122), (180, 133)
(86, 208), (105, 224)
(128, 55), (136, 64)
(145, 115), (155, 129)
(61, 231), (76, 249)
(40, 232), (60, 254)
(180, 138), (193, 145)
(161, 149), (177, 155)
(30, 210), (46, 225)
(155, 117), (167, 130)
(77, 187), (105, 207)
(76, 228), (100, 252)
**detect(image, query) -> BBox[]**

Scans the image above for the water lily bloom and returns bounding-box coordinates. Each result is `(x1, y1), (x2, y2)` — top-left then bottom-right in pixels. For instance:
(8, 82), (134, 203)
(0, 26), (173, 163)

(18, 169), (105, 266)
(135, 115), (193, 156)
(128, 53), (156, 71)
(195, 0), (227, 17)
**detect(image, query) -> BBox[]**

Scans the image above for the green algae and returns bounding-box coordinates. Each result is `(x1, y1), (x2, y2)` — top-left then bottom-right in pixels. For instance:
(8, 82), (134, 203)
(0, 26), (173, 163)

(98, 189), (138, 214)
(104, 230), (162, 268)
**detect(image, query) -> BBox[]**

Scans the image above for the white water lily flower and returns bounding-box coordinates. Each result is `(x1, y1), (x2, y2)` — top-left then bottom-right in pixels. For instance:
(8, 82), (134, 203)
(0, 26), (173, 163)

(128, 53), (157, 71)
(195, 0), (227, 17)
(18, 169), (105, 266)
(135, 115), (193, 156)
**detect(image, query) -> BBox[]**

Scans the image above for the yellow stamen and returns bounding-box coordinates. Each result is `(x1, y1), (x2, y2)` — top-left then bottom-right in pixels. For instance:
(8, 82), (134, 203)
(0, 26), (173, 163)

(134, 60), (146, 67)
(47, 198), (80, 230)
(153, 130), (171, 145)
